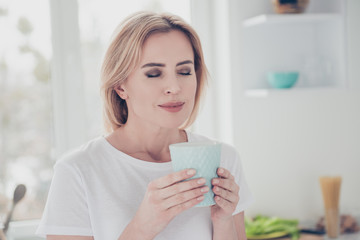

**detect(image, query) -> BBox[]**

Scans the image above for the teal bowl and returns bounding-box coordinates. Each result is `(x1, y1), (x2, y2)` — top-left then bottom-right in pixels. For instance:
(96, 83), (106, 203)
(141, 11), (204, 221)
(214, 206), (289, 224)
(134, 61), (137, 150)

(267, 72), (299, 89)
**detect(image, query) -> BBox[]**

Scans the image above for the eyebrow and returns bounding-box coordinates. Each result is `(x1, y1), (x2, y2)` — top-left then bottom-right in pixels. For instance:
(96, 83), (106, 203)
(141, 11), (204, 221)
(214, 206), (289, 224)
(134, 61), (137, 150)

(141, 60), (194, 68)
(176, 60), (194, 66)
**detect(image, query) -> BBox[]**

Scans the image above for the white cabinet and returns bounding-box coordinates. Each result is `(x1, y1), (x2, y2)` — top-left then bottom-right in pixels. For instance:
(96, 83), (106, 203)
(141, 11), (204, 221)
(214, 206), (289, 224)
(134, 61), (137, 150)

(241, 6), (347, 96)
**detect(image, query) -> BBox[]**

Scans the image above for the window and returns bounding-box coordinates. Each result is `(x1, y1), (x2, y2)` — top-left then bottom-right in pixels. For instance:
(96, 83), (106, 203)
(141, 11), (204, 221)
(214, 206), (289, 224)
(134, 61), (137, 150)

(0, 0), (53, 220)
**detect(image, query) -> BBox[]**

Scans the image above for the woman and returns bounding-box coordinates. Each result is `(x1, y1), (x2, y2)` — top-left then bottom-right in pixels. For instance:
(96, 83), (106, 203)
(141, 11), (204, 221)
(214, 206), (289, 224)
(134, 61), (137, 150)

(37, 11), (253, 240)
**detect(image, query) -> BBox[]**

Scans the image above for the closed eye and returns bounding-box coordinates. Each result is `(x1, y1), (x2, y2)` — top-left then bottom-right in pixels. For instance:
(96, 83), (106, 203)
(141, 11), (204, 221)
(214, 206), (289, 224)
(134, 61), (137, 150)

(147, 73), (161, 78)
(145, 69), (161, 78)
(179, 71), (192, 76)
(178, 68), (192, 76)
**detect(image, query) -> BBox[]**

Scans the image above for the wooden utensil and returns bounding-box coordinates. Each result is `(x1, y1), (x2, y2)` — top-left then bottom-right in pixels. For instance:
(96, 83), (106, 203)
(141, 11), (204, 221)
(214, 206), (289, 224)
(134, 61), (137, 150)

(319, 176), (342, 238)
(3, 184), (26, 234)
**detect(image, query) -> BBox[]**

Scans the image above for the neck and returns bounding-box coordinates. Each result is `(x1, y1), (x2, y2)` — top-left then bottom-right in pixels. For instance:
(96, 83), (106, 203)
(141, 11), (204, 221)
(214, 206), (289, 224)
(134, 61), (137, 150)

(107, 121), (187, 162)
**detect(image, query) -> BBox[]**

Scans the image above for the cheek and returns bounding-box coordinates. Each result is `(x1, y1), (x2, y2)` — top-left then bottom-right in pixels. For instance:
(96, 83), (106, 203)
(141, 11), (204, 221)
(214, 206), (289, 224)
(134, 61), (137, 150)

(191, 80), (198, 99)
(185, 77), (197, 96)
(126, 87), (153, 109)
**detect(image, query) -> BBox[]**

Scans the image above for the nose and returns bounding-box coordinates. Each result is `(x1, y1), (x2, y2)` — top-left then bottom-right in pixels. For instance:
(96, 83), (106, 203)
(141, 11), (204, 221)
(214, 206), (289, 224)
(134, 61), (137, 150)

(164, 74), (181, 95)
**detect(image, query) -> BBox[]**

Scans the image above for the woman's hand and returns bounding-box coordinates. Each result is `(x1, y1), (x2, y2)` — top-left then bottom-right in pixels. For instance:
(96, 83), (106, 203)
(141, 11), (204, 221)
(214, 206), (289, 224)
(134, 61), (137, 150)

(211, 167), (240, 223)
(121, 169), (208, 240)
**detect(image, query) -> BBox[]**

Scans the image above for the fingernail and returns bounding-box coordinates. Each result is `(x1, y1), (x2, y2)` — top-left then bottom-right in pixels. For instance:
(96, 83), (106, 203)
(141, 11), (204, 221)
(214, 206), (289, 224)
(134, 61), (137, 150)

(197, 196), (204, 201)
(197, 178), (206, 184)
(213, 179), (219, 184)
(187, 169), (196, 175)
(201, 186), (209, 192)
(218, 168), (224, 174)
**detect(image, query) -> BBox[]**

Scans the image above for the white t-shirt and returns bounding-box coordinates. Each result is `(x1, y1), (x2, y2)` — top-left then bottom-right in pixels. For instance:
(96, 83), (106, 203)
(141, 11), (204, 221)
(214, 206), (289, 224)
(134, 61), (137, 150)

(36, 131), (253, 239)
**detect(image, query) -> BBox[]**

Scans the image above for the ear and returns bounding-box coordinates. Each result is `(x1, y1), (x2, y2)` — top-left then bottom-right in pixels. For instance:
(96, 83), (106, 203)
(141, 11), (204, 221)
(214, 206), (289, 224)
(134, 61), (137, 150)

(114, 84), (128, 100)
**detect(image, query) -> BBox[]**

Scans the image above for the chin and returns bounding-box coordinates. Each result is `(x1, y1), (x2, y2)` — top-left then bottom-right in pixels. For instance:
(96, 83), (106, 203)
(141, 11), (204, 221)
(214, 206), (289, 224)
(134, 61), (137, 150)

(158, 117), (189, 129)
(151, 109), (193, 129)
(160, 121), (186, 130)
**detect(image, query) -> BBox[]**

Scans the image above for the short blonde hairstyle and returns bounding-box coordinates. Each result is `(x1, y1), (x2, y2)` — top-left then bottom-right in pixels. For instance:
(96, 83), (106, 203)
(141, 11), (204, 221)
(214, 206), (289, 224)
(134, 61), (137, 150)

(100, 11), (208, 133)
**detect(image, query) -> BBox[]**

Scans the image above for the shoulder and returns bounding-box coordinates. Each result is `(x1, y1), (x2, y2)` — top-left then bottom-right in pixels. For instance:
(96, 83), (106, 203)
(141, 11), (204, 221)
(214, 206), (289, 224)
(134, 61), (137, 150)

(54, 136), (106, 171)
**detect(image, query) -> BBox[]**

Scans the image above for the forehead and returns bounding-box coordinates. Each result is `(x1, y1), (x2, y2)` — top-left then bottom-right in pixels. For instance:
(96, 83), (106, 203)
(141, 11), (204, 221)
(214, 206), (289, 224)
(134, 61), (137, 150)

(140, 30), (194, 64)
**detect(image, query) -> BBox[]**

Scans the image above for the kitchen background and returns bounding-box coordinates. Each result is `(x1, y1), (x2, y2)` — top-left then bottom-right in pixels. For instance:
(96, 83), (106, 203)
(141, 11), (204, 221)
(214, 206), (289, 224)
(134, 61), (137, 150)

(0, 0), (359, 239)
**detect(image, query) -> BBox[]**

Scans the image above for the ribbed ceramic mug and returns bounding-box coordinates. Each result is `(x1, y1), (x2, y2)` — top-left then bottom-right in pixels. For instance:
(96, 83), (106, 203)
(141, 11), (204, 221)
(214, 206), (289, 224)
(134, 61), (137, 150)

(169, 141), (222, 207)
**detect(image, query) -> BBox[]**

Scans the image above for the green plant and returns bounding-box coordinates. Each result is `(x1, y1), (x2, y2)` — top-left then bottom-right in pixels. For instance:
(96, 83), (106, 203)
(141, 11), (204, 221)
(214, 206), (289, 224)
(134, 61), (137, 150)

(245, 215), (300, 240)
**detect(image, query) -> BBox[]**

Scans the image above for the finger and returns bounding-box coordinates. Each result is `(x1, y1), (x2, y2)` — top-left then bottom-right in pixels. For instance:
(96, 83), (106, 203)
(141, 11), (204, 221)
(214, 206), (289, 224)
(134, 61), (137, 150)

(168, 194), (205, 217)
(212, 178), (239, 194)
(214, 195), (236, 214)
(217, 167), (234, 180)
(163, 185), (209, 209)
(213, 186), (239, 203)
(159, 177), (206, 199)
(151, 169), (196, 189)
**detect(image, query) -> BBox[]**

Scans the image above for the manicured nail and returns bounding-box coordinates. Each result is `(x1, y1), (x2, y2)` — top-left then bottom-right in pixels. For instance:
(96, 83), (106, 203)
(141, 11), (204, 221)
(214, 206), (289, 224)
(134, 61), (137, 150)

(197, 178), (206, 184)
(187, 169), (196, 175)
(197, 196), (205, 201)
(201, 186), (209, 192)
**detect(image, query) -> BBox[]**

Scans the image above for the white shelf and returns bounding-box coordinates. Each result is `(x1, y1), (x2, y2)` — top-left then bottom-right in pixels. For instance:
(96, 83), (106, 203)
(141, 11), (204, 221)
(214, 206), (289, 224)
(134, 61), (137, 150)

(243, 13), (342, 28)
(241, 12), (346, 92)
(244, 87), (343, 98)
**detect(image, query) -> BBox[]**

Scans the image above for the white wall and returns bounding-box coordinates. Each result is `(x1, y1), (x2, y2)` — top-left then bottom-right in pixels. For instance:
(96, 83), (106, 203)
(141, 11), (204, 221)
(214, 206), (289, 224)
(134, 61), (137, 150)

(229, 0), (360, 221)
(236, 90), (360, 220)
(191, 0), (234, 144)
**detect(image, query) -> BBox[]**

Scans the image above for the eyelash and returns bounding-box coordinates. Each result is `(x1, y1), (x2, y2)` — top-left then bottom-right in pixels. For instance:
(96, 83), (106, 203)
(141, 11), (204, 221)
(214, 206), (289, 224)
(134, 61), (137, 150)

(146, 71), (192, 78)
(179, 71), (192, 76)
(147, 73), (161, 78)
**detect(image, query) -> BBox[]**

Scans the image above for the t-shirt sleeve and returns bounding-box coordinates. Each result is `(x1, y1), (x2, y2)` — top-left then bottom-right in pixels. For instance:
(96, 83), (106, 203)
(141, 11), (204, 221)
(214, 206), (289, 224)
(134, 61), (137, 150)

(220, 144), (254, 215)
(36, 159), (93, 237)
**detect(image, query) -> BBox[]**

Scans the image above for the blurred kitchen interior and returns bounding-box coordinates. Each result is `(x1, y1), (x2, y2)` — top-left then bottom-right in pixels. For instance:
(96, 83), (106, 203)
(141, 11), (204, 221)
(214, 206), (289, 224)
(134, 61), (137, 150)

(0, 0), (359, 238)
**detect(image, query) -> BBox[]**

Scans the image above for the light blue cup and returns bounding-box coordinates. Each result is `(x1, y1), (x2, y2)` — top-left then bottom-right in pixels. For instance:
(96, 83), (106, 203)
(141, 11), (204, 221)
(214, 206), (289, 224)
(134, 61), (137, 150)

(169, 141), (222, 207)
(267, 71), (299, 89)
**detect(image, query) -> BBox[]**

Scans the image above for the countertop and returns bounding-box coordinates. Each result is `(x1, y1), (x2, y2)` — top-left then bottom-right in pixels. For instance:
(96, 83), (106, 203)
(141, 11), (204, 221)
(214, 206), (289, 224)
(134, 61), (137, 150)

(283, 233), (360, 240)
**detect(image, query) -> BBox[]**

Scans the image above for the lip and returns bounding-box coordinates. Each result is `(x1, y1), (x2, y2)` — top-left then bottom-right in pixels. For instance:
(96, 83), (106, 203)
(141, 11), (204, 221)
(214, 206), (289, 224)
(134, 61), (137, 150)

(158, 102), (185, 113)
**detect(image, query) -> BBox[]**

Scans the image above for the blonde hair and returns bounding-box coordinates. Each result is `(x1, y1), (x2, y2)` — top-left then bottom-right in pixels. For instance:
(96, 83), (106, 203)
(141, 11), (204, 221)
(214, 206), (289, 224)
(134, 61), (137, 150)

(100, 11), (208, 133)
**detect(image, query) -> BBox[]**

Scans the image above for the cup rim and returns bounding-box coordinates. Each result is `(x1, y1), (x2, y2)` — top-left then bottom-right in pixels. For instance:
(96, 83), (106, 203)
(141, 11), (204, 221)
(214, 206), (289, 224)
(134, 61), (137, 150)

(169, 141), (220, 148)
